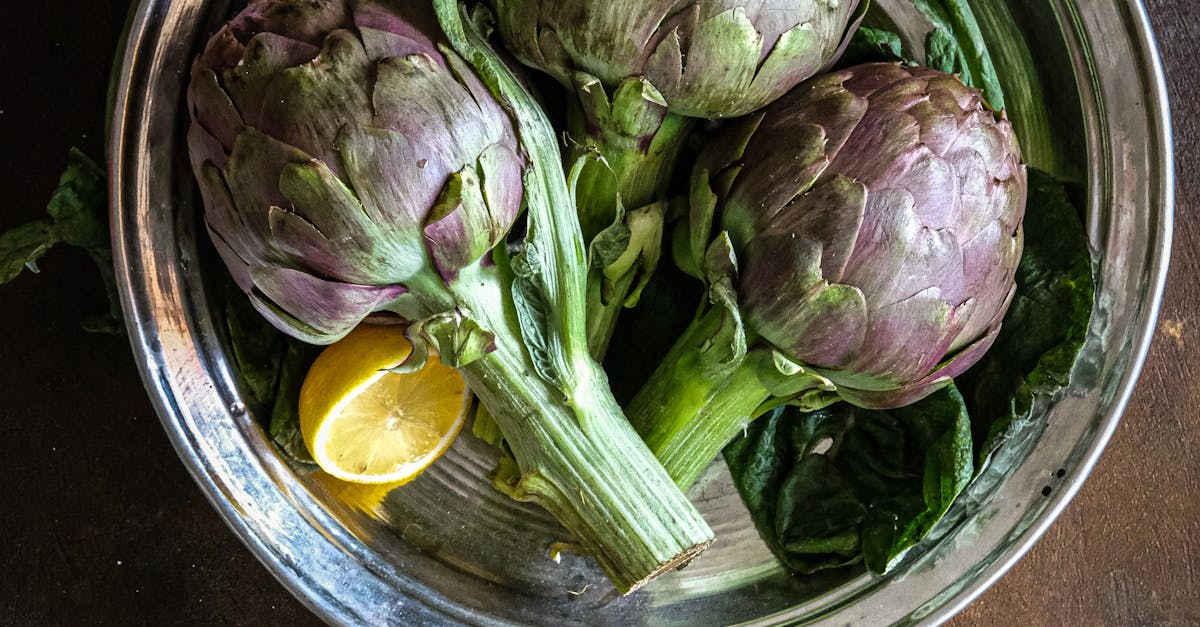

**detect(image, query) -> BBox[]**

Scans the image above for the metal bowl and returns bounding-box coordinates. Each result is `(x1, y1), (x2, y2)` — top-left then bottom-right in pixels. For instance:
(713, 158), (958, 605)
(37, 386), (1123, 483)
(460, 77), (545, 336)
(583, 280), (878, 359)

(109, 0), (1173, 624)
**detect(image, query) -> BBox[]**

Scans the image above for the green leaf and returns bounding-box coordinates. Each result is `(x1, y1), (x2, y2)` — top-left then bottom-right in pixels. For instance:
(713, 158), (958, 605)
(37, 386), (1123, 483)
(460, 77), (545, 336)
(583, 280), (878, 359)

(0, 221), (60, 283)
(958, 169), (1094, 467)
(424, 311), (497, 368)
(724, 384), (974, 575)
(225, 284), (287, 412)
(471, 401), (505, 447)
(912, 0), (1005, 110)
(269, 340), (323, 465)
(222, 280), (320, 465)
(48, 148), (108, 251)
(723, 406), (864, 574)
(2, 149), (120, 331)
(841, 26), (906, 65)
(510, 254), (561, 388)
(699, 232), (747, 378)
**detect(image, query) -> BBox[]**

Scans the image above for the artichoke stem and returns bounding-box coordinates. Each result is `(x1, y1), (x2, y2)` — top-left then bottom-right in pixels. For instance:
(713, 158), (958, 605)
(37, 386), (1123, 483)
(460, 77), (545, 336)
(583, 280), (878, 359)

(566, 88), (693, 360)
(447, 270), (713, 593)
(568, 111), (692, 243)
(626, 306), (787, 489)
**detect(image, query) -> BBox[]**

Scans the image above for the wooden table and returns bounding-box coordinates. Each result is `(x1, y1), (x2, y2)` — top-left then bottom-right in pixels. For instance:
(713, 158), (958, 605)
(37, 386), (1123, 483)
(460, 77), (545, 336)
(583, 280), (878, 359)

(1, 1), (1195, 624)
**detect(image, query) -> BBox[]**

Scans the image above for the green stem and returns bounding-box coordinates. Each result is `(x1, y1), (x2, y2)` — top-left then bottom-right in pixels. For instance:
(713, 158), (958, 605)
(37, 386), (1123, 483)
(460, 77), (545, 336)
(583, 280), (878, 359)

(565, 76), (694, 360)
(646, 358), (771, 490)
(433, 2), (713, 592)
(450, 272), (713, 593)
(585, 268), (636, 361)
(626, 306), (772, 488)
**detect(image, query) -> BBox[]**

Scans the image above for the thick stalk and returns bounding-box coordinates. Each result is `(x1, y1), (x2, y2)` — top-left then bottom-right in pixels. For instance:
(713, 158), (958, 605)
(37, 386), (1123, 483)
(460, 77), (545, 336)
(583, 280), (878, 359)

(645, 359), (770, 490)
(450, 272), (713, 593)
(626, 306), (771, 488)
(434, 2), (712, 592)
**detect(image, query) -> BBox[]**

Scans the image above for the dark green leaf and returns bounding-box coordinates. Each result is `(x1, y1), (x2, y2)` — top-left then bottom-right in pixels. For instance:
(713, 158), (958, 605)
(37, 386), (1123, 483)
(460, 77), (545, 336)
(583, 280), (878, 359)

(912, 0), (1005, 110)
(225, 285), (286, 412)
(841, 26), (907, 65)
(269, 339), (322, 465)
(724, 385), (973, 575)
(3, 149), (119, 331)
(958, 169), (1094, 467)
(48, 148), (108, 252)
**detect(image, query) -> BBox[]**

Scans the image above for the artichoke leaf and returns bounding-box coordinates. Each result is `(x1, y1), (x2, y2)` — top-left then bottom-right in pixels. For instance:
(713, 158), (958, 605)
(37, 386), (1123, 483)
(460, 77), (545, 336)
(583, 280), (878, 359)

(610, 77), (669, 140)
(666, 8), (760, 117)
(698, 232), (748, 378)
(408, 309), (497, 369)
(424, 165), (494, 280)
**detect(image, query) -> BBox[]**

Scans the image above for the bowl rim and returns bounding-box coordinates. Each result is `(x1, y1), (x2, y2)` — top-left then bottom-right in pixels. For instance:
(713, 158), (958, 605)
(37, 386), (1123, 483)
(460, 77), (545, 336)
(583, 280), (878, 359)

(917, 0), (1174, 621)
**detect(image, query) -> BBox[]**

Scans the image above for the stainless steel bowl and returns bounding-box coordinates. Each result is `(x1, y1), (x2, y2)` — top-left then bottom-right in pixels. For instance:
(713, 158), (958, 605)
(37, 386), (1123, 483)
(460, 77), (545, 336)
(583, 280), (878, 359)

(109, 0), (1173, 624)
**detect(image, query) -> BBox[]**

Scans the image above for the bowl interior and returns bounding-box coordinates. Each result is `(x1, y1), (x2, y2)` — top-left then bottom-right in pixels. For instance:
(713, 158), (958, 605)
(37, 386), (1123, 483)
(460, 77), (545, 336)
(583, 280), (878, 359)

(110, 0), (1172, 624)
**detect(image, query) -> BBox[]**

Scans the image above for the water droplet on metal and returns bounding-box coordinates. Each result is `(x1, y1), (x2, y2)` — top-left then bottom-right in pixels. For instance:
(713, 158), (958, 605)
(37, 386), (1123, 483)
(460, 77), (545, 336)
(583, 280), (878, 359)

(229, 401), (247, 416)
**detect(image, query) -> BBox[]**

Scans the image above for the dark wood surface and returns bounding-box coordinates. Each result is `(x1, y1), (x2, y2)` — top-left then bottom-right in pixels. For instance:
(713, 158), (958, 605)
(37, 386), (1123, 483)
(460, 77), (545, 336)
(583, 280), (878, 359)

(1, 1), (1196, 624)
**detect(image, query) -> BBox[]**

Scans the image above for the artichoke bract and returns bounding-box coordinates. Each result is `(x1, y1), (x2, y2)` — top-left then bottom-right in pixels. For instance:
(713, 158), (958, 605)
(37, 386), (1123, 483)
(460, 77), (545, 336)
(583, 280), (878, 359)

(493, 0), (865, 360)
(188, 0), (713, 593)
(630, 63), (1026, 488)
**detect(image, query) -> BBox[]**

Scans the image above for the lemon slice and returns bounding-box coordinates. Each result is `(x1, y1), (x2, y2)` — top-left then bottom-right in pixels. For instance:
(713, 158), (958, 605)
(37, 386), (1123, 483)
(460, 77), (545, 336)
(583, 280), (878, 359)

(299, 324), (470, 485)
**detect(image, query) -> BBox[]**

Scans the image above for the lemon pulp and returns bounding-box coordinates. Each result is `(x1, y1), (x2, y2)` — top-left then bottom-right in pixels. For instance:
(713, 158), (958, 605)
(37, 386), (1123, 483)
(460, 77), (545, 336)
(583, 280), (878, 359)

(299, 324), (470, 484)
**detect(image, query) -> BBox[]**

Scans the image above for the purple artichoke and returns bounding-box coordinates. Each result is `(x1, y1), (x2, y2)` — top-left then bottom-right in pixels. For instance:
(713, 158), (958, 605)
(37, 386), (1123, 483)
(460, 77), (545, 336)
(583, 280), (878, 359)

(723, 62), (1026, 408)
(494, 0), (864, 118)
(629, 63), (1025, 488)
(188, 0), (523, 344)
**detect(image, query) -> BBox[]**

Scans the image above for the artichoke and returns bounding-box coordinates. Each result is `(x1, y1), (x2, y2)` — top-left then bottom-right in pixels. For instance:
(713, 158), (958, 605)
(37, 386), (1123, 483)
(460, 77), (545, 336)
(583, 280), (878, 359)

(495, 0), (865, 118)
(188, 0), (521, 342)
(630, 62), (1026, 488)
(494, 0), (866, 361)
(188, 0), (712, 592)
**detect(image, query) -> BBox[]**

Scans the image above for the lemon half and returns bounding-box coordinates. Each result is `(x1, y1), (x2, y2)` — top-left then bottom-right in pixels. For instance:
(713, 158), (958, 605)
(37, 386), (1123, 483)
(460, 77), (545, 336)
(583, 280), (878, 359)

(299, 324), (470, 485)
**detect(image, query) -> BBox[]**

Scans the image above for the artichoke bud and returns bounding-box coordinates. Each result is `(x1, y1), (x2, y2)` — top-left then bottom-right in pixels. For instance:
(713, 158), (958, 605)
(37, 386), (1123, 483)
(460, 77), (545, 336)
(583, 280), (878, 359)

(496, 0), (865, 118)
(703, 63), (1026, 409)
(187, 0), (524, 344)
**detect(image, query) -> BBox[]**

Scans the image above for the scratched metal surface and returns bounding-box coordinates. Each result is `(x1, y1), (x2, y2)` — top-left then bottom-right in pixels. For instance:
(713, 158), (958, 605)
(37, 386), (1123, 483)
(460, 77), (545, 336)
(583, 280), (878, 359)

(0, 0), (1195, 624)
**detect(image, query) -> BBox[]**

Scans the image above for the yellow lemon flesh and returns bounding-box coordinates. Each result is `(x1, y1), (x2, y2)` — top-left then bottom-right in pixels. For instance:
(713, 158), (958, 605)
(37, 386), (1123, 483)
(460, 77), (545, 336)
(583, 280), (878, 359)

(299, 324), (470, 485)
